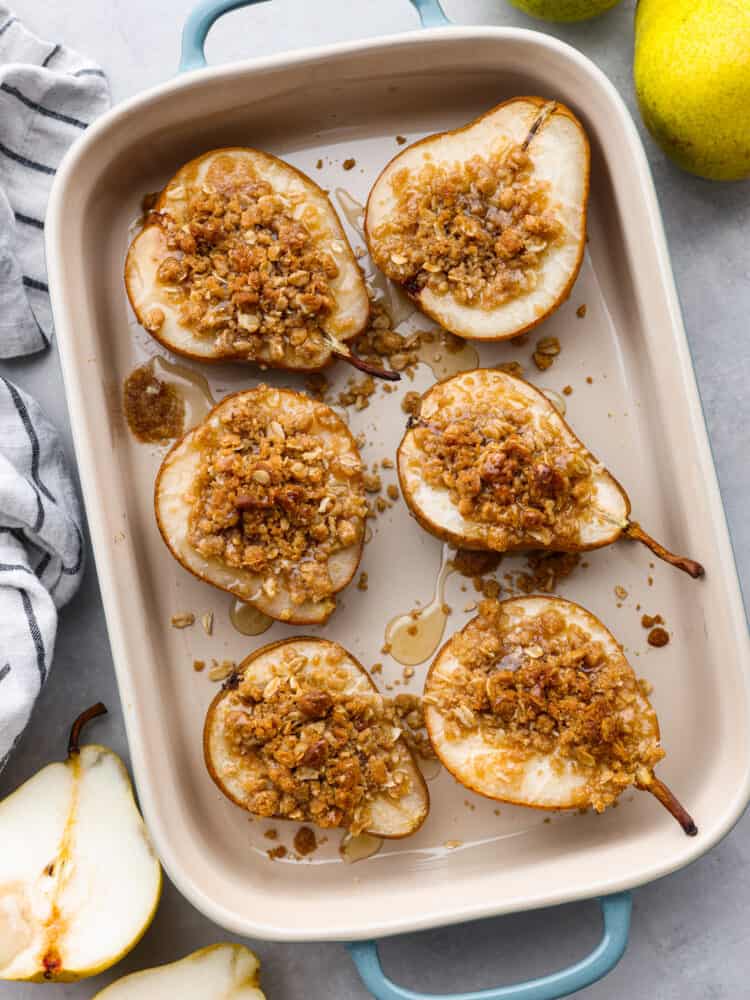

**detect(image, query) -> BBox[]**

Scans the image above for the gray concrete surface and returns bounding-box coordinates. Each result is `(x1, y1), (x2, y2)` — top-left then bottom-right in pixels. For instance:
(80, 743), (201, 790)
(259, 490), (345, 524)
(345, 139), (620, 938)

(1, 0), (748, 996)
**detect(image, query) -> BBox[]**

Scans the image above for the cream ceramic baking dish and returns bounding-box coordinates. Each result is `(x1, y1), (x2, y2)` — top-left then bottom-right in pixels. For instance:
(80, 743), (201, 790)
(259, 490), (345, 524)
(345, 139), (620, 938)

(46, 1), (750, 997)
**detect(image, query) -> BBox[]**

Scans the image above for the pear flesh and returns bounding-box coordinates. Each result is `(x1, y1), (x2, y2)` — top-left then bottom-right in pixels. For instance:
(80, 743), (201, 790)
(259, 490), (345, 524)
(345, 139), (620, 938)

(204, 638), (429, 838)
(125, 147), (370, 370)
(507, 0), (622, 23)
(398, 369), (703, 578)
(635, 0), (750, 181)
(0, 706), (161, 982)
(93, 943), (265, 999)
(365, 98), (589, 341)
(155, 388), (365, 625)
(424, 596), (696, 834)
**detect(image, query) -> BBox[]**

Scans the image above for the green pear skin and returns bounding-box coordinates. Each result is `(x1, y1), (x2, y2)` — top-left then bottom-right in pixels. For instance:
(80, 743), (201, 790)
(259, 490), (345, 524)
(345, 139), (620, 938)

(507, 0), (622, 22)
(635, 0), (750, 181)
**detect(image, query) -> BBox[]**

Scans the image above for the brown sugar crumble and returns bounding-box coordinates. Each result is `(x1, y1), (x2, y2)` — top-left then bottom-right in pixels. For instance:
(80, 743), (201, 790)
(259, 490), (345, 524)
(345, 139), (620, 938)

(356, 571), (369, 592)
(562, 385), (573, 396)
(267, 845), (288, 861)
(370, 144), (563, 310)
(171, 612), (195, 629)
(576, 304), (587, 319)
(149, 154), (346, 368)
(647, 626), (670, 648)
(123, 363), (184, 443)
(427, 599), (663, 812)
(193, 659), (206, 672)
(342, 158), (356, 171)
(219, 646), (432, 834)
(641, 613), (663, 629)
(395, 135), (407, 145)
(186, 388), (366, 610)
(409, 385), (595, 549)
(293, 825), (318, 856)
(532, 336), (560, 372)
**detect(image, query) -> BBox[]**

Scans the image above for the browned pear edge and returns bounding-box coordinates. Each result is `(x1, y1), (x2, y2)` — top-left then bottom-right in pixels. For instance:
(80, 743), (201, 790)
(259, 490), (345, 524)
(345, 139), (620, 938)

(203, 636), (430, 838)
(396, 369), (631, 555)
(125, 146), (370, 372)
(423, 595), (695, 835)
(153, 388), (364, 626)
(364, 97), (591, 342)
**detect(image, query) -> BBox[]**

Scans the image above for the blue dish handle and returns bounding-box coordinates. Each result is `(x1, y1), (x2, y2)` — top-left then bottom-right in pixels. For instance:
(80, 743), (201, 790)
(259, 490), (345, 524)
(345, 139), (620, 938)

(179, 0), (450, 72)
(347, 893), (632, 1000)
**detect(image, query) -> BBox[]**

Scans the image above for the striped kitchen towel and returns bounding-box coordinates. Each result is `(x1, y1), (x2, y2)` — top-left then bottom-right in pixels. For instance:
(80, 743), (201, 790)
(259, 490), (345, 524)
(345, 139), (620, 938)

(0, 6), (109, 768)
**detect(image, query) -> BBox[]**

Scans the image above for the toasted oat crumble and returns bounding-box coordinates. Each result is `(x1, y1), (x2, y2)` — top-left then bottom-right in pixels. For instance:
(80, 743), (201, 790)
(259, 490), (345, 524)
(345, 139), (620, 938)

(186, 388), (366, 607)
(647, 626), (669, 648)
(409, 386), (595, 548)
(532, 336), (560, 372)
(219, 647), (430, 833)
(171, 612), (195, 628)
(370, 144), (563, 310)
(123, 364), (185, 443)
(428, 600), (663, 812)
(150, 154), (345, 367)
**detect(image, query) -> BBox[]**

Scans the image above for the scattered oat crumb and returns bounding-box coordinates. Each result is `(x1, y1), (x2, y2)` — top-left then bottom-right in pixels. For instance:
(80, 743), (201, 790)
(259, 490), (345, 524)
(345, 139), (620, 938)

(493, 808), (501, 816)
(586, 376), (593, 384)
(403, 666), (414, 680)
(562, 385), (573, 396)
(444, 840), (462, 849)
(576, 304), (587, 318)
(208, 658), (236, 681)
(543, 817), (552, 824)
(647, 576), (654, 586)
(647, 626), (670, 648)
(375, 497), (388, 512)
(171, 612), (195, 629)
(614, 585), (628, 601)
(641, 613), (663, 628)
(401, 390), (421, 415)
(201, 611), (214, 636)
(495, 360), (524, 378)
(371, 662), (383, 675)
(315, 158), (323, 169)
(533, 336), (560, 371)
(193, 659), (205, 672)
(363, 471), (382, 493)
(381, 457), (394, 469)
(293, 826), (317, 856)
(267, 845), (287, 861)
(304, 372), (329, 400)
(357, 571), (369, 592)
(264, 828), (278, 840)
(342, 158), (356, 171)
(386, 484), (399, 501)
(396, 135), (407, 145)
(381, 642), (392, 655)
(463, 601), (477, 613)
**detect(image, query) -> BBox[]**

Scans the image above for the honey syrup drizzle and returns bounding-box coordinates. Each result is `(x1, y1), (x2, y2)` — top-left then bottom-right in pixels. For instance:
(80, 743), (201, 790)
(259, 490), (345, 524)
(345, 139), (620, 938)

(229, 599), (273, 637)
(149, 355), (215, 430)
(385, 547), (455, 667)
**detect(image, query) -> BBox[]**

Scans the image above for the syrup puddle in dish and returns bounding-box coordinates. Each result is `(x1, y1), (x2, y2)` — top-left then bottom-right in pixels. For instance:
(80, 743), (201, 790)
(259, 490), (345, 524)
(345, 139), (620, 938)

(229, 599), (273, 637)
(340, 832), (383, 863)
(149, 355), (215, 429)
(385, 547), (455, 666)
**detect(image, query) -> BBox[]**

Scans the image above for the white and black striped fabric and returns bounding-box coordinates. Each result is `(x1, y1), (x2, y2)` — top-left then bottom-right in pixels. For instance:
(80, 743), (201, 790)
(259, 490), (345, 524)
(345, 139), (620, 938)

(0, 3), (109, 353)
(0, 6), (109, 768)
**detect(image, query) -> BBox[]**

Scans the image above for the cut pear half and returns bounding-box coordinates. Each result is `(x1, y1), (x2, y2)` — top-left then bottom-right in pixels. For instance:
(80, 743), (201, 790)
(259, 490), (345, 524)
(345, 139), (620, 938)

(126, 148), (396, 380)
(155, 388), (365, 625)
(204, 638), (429, 838)
(0, 705), (162, 983)
(398, 369), (704, 578)
(93, 943), (265, 999)
(424, 596), (696, 835)
(365, 98), (589, 340)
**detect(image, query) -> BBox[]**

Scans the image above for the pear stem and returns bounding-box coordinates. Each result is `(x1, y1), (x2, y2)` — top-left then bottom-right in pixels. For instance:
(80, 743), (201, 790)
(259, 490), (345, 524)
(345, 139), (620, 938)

(68, 702), (108, 757)
(641, 774), (698, 837)
(624, 522), (704, 579)
(322, 332), (401, 382)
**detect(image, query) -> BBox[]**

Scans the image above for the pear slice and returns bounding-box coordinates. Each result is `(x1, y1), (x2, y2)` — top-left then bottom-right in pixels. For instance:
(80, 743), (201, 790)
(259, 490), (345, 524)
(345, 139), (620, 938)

(398, 369), (704, 578)
(0, 704), (162, 983)
(365, 98), (589, 340)
(126, 148), (397, 380)
(204, 638), (429, 838)
(424, 596), (696, 834)
(93, 943), (265, 999)
(155, 386), (366, 625)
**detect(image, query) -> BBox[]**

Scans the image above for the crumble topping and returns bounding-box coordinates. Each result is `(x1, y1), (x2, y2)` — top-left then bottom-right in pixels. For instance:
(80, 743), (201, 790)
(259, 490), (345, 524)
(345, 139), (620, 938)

(123, 363), (184, 443)
(150, 154), (344, 366)
(220, 645), (426, 833)
(427, 600), (663, 811)
(186, 388), (366, 607)
(370, 144), (563, 310)
(409, 384), (595, 548)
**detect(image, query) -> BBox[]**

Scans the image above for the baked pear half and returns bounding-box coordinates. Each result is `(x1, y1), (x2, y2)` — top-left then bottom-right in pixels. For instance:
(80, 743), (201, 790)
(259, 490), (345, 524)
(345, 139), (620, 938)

(204, 638), (429, 837)
(155, 387), (366, 624)
(424, 596), (696, 834)
(398, 369), (703, 578)
(126, 147), (381, 375)
(365, 98), (589, 340)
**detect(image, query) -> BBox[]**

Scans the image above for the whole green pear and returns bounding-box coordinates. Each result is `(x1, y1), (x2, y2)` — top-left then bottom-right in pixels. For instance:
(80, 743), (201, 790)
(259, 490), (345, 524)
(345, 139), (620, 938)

(507, 0), (622, 22)
(635, 0), (750, 181)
